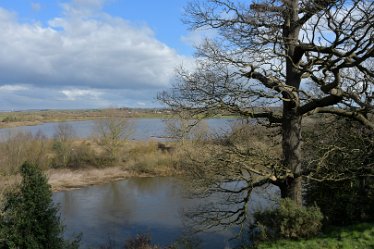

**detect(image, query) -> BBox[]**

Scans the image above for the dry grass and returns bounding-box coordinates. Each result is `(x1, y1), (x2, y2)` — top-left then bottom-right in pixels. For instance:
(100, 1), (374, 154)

(0, 134), (184, 194)
(0, 175), (21, 201)
(47, 167), (135, 192)
(0, 164), (173, 195)
(123, 140), (180, 175)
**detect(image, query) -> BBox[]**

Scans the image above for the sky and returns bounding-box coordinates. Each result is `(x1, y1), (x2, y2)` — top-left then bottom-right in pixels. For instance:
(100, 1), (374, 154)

(0, 0), (205, 110)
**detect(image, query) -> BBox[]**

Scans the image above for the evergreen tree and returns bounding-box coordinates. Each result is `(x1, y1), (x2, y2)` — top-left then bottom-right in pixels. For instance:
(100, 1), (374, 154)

(0, 162), (74, 249)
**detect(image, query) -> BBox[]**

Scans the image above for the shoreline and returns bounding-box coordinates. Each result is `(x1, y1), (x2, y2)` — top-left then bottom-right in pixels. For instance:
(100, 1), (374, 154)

(0, 109), (173, 129)
(0, 166), (174, 195)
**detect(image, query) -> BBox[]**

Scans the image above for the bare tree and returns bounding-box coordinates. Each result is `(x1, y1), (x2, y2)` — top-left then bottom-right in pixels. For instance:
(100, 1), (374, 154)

(164, 112), (209, 144)
(93, 109), (134, 160)
(52, 123), (75, 168)
(159, 0), (373, 208)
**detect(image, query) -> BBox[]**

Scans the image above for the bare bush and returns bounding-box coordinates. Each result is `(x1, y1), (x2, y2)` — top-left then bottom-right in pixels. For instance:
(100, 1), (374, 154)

(0, 131), (50, 174)
(51, 123), (75, 168)
(93, 109), (134, 161)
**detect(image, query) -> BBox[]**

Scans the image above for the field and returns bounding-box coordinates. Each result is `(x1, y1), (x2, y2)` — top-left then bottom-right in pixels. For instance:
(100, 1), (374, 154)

(0, 108), (173, 128)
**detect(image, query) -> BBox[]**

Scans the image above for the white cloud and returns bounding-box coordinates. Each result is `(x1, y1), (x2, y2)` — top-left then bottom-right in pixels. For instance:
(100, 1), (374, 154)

(0, 85), (163, 110)
(0, 2), (193, 94)
(0, 84), (29, 92)
(61, 88), (103, 101)
(181, 28), (217, 48)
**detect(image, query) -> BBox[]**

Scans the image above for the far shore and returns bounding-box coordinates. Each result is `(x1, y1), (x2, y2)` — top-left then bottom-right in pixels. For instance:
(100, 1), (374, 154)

(0, 109), (174, 129)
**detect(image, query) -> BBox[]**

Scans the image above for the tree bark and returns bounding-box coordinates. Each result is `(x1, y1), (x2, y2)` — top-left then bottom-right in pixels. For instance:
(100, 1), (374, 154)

(280, 0), (304, 206)
(282, 102), (303, 206)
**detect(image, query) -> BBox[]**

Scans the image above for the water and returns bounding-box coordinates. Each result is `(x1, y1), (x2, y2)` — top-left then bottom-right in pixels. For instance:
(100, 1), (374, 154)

(1, 118), (278, 248)
(0, 118), (236, 141)
(53, 177), (279, 249)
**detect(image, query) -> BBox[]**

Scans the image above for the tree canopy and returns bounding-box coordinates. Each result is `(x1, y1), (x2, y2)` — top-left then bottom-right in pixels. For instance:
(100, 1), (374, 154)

(159, 0), (373, 206)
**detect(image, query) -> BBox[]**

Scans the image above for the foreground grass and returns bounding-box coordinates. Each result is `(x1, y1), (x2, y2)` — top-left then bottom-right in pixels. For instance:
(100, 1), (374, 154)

(257, 223), (374, 249)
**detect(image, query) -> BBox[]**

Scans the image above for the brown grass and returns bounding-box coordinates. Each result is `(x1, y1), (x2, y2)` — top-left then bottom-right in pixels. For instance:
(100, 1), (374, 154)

(0, 134), (184, 195)
(47, 166), (138, 192)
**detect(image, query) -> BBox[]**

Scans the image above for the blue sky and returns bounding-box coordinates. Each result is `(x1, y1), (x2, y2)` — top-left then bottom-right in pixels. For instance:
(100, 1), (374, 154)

(0, 0), (204, 110)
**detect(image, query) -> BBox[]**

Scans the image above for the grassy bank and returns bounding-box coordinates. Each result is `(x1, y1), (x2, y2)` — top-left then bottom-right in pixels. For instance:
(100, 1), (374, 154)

(0, 134), (186, 193)
(256, 223), (374, 249)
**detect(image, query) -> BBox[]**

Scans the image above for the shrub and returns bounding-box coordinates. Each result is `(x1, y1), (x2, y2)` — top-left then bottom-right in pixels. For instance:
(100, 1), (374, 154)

(124, 234), (160, 249)
(0, 131), (50, 174)
(305, 179), (374, 226)
(2, 115), (18, 123)
(67, 142), (114, 168)
(303, 118), (374, 225)
(92, 110), (134, 161)
(255, 223), (374, 249)
(253, 198), (323, 241)
(0, 162), (79, 249)
(51, 123), (75, 168)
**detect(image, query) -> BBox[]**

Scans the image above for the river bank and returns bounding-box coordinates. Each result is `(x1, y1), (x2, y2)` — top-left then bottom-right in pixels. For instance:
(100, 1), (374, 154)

(0, 165), (178, 196)
(48, 166), (175, 192)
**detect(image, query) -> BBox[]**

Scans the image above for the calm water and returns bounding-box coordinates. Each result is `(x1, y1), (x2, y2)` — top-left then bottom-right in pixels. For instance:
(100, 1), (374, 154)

(3, 118), (276, 248)
(0, 118), (236, 140)
(53, 177), (279, 249)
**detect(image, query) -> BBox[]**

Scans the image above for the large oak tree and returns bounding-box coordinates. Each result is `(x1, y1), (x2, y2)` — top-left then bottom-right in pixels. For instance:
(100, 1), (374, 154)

(159, 0), (373, 207)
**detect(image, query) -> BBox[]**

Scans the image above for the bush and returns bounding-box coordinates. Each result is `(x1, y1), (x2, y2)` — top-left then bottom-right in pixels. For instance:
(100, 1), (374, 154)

(0, 162), (79, 249)
(0, 132), (50, 174)
(255, 223), (374, 249)
(2, 115), (18, 123)
(305, 179), (374, 226)
(124, 234), (160, 249)
(253, 198), (323, 241)
(303, 118), (374, 225)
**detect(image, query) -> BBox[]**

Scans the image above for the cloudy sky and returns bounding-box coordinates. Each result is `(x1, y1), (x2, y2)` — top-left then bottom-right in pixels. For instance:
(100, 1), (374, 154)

(0, 0), (202, 110)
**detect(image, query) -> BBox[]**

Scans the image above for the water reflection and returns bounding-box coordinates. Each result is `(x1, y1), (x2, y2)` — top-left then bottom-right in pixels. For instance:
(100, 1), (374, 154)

(53, 177), (278, 249)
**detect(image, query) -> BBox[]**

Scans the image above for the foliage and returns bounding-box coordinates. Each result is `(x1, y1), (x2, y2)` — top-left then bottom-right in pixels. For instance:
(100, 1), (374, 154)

(68, 142), (111, 168)
(125, 141), (179, 176)
(0, 132), (50, 174)
(0, 162), (79, 249)
(168, 236), (201, 249)
(124, 234), (160, 249)
(253, 198), (323, 241)
(1, 116), (18, 123)
(51, 123), (75, 168)
(303, 118), (374, 225)
(255, 223), (374, 249)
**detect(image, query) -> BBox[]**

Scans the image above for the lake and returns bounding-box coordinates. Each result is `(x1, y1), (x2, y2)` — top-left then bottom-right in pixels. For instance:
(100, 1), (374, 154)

(1, 118), (278, 248)
(53, 177), (279, 249)
(0, 118), (237, 141)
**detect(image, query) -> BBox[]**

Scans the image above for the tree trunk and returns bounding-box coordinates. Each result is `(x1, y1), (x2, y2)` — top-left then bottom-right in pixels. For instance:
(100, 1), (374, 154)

(280, 0), (303, 206)
(282, 103), (303, 206)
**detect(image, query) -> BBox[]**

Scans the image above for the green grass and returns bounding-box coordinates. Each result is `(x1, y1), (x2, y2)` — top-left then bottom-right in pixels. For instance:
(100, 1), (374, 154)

(256, 223), (374, 249)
